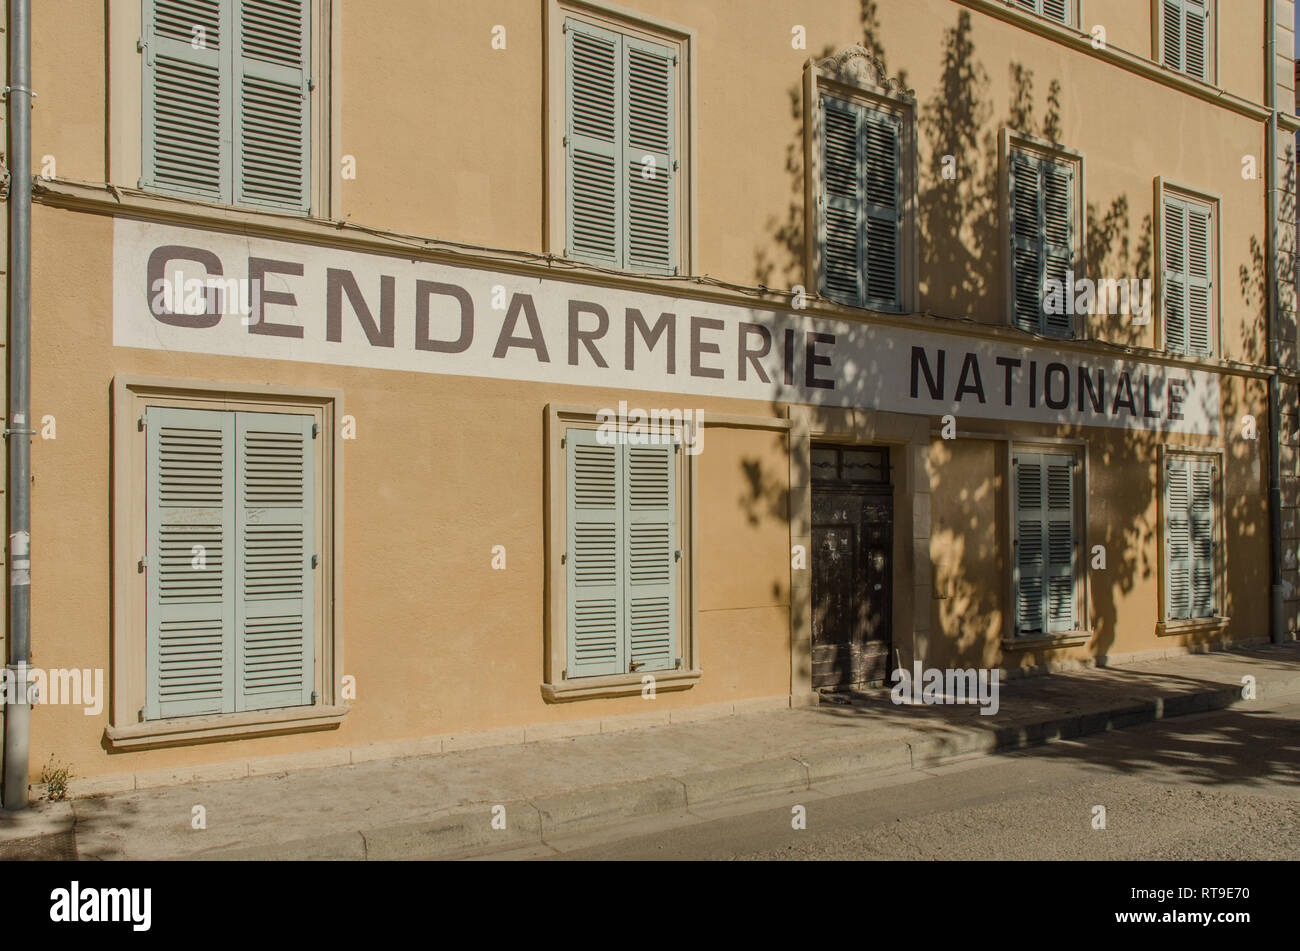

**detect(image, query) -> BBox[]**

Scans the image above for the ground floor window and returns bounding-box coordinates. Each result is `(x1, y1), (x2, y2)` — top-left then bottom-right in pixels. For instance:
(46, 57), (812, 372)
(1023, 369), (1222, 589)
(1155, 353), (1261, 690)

(144, 407), (318, 718)
(1012, 448), (1082, 636)
(563, 426), (680, 677)
(1162, 452), (1219, 621)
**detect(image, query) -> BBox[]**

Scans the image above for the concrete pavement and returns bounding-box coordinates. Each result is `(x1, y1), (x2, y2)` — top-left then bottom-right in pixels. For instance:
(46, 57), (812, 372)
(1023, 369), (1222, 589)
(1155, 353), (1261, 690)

(2, 643), (1299, 860)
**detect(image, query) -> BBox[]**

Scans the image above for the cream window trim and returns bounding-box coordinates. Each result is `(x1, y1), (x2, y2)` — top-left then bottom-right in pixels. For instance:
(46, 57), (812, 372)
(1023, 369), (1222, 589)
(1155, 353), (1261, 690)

(801, 47), (920, 315)
(543, 402), (699, 701)
(1002, 439), (1091, 642)
(1155, 443), (1227, 627)
(1152, 177), (1222, 356)
(999, 128), (1087, 336)
(109, 376), (345, 745)
(107, 0), (334, 217)
(543, 0), (697, 276)
(1151, 0), (1219, 87)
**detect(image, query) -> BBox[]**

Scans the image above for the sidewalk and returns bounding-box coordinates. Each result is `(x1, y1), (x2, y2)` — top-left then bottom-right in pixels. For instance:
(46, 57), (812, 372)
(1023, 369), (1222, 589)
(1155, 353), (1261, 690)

(4, 644), (1300, 860)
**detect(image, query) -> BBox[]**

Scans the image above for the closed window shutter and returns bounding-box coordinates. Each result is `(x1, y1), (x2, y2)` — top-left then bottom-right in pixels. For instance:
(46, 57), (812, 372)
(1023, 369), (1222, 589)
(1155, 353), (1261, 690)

(1190, 460), (1215, 617)
(1010, 151), (1044, 333)
(1165, 458), (1193, 619)
(820, 96), (865, 305)
(1042, 160), (1074, 338)
(1044, 455), (1077, 632)
(1163, 197), (1189, 353)
(145, 407), (236, 719)
(566, 428), (626, 677)
(1162, 0), (1184, 73)
(1013, 453), (1046, 633)
(233, 0), (310, 212)
(625, 444), (677, 671)
(1182, 0), (1209, 82)
(1163, 196), (1212, 356)
(235, 412), (315, 711)
(1014, 0), (1070, 26)
(1185, 204), (1213, 355)
(142, 0), (231, 202)
(863, 109), (903, 310)
(1014, 452), (1077, 634)
(623, 36), (676, 274)
(566, 19), (622, 266)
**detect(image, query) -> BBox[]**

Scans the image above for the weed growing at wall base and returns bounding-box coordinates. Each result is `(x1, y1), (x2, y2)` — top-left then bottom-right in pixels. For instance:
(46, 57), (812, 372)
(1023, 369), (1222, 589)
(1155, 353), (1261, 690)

(890, 663), (1000, 716)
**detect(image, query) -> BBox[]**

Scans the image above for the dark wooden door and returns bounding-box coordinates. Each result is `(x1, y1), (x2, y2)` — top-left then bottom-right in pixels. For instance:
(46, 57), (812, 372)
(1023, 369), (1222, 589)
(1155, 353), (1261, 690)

(810, 445), (893, 688)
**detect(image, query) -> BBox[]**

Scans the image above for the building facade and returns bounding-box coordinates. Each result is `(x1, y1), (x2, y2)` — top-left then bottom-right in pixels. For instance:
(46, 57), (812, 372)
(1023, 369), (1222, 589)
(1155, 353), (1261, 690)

(2, 0), (1298, 794)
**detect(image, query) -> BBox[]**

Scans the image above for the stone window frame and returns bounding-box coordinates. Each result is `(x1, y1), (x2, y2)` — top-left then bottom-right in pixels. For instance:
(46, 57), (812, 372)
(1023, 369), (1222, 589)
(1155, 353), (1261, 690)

(106, 376), (347, 749)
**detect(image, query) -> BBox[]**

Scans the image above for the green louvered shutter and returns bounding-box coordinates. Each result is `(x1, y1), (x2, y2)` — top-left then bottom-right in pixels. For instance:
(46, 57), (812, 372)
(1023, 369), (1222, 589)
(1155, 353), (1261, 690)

(1189, 459), (1216, 617)
(1010, 151), (1043, 332)
(624, 36), (676, 274)
(1164, 0), (1210, 81)
(1044, 455), (1077, 631)
(1042, 161), (1074, 338)
(1013, 0), (1070, 26)
(145, 407), (236, 719)
(142, 0), (231, 202)
(1014, 452), (1077, 634)
(1185, 203), (1213, 355)
(233, 0), (310, 212)
(1163, 197), (1213, 356)
(1165, 457), (1193, 619)
(863, 108), (903, 310)
(1014, 453), (1046, 634)
(235, 412), (315, 711)
(821, 96), (864, 305)
(625, 443), (677, 671)
(1163, 197), (1189, 353)
(566, 428), (625, 677)
(566, 19), (622, 266)
(1167, 456), (1216, 620)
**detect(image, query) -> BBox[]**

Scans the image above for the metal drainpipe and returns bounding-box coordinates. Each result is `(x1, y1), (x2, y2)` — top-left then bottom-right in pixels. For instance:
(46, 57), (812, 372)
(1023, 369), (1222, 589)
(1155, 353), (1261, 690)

(1266, 0), (1287, 645)
(2, 0), (32, 811)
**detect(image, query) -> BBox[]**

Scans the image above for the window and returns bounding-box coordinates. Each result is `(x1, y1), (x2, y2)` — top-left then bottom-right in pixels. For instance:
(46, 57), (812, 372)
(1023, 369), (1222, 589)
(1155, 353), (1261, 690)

(818, 95), (904, 311)
(145, 406), (316, 718)
(1012, 0), (1073, 27)
(1162, 453), (1219, 622)
(558, 7), (688, 275)
(109, 379), (343, 748)
(1159, 189), (1216, 357)
(1012, 450), (1081, 636)
(1007, 141), (1079, 338)
(564, 427), (679, 677)
(1158, 0), (1213, 83)
(141, 0), (312, 212)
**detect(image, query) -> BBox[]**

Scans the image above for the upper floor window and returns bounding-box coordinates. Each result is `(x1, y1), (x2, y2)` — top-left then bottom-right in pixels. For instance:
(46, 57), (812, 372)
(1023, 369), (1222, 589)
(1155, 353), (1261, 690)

(1011, 0), (1074, 27)
(1158, 184), (1217, 357)
(1158, 0), (1215, 84)
(555, 5), (691, 275)
(141, 0), (312, 213)
(1005, 135), (1081, 338)
(807, 47), (917, 314)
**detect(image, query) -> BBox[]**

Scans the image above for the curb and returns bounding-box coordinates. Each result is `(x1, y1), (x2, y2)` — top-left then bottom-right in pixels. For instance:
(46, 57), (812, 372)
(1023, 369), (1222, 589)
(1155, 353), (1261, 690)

(188, 676), (1296, 861)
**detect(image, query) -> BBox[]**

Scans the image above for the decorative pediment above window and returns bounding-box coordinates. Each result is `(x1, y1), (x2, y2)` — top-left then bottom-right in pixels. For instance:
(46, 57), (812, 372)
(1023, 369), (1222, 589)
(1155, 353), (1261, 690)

(816, 45), (914, 99)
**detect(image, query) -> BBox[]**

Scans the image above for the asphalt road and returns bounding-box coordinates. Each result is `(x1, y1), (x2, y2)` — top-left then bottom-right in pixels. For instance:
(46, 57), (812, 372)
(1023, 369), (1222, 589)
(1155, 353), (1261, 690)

(527, 698), (1300, 860)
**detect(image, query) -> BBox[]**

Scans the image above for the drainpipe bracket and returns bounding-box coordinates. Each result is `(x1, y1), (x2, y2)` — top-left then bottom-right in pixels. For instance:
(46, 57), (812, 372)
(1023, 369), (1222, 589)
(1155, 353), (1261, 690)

(2, 429), (35, 439)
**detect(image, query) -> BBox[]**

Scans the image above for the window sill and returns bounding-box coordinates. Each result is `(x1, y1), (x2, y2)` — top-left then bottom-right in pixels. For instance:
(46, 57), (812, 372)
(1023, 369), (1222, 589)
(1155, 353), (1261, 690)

(1001, 630), (1091, 650)
(1156, 616), (1230, 638)
(542, 668), (702, 702)
(105, 704), (350, 751)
